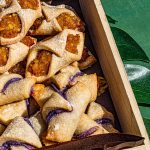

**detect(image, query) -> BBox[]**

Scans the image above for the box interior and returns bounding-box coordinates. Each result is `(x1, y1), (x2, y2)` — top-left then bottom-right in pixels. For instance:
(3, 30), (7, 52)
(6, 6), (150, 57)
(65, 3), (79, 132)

(79, 0), (150, 149)
(37, 0), (149, 149)
(50, 0), (122, 132)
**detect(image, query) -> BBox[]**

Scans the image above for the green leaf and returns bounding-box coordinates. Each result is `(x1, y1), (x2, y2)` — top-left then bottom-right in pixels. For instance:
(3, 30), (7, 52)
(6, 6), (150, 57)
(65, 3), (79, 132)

(106, 15), (117, 24)
(101, 0), (150, 60)
(111, 27), (150, 63)
(125, 64), (150, 104)
(139, 106), (150, 137)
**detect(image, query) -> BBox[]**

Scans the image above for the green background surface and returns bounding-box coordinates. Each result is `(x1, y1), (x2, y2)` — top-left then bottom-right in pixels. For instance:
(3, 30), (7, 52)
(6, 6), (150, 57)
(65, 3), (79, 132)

(101, 0), (150, 136)
(101, 0), (150, 59)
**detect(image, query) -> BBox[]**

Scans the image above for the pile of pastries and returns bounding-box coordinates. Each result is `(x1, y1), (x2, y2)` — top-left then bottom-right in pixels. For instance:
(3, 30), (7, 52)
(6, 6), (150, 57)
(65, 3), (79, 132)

(0, 0), (118, 149)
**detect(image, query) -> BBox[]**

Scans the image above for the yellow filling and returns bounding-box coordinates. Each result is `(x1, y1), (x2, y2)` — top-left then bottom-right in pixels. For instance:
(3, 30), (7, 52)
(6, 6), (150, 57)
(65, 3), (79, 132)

(57, 13), (85, 32)
(0, 13), (21, 38)
(0, 46), (9, 67)
(28, 50), (52, 77)
(65, 34), (80, 54)
(30, 16), (45, 31)
(21, 36), (35, 47)
(17, 0), (39, 10)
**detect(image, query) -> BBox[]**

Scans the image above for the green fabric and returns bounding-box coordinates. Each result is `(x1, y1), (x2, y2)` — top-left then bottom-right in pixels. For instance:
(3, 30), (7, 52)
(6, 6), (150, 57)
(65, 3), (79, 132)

(101, 0), (150, 137)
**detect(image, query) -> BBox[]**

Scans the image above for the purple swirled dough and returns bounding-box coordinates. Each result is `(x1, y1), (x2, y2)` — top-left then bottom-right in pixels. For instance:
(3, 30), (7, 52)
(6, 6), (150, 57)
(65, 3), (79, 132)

(95, 118), (112, 125)
(1, 78), (22, 93)
(24, 118), (33, 129)
(46, 109), (68, 125)
(73, 127), (97, 139)
(1, 140), (35, 150)
(69, 72), (84, 83)
(51, 83), (68, 99)
(51, 72), (84, 99)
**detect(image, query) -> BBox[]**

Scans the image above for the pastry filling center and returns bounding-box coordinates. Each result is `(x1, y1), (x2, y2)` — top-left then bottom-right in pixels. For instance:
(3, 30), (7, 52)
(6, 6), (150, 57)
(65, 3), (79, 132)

(65, 34), (80, 54)
(28, 50), (52, 77)
(21, 36), (36, 47)
(30, 16), (45, 31)
(57, 13), (85, 32)
(17, 0), (39, 10)
(0, 46), (9, 67)
(0, 13), (21, 38)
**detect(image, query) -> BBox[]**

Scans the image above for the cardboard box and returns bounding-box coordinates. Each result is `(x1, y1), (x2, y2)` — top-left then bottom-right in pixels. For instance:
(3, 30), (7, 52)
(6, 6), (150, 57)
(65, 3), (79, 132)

(79, 0), (150, 149)
(38, 0), (150, 149)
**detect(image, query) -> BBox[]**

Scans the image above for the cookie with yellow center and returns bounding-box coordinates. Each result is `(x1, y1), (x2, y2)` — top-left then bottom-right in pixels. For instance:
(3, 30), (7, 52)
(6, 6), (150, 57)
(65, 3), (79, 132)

(29, 3), (85, 36)
(0, 0), (42, 45)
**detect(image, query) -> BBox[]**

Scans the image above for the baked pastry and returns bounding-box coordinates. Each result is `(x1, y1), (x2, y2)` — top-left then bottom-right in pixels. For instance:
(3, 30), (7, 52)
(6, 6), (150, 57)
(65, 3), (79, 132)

(6, 146), (29, 150)
(51, 62), (80, 89)
(0, 0), (119, 148)
(0, 43), (28, 74)
(21, 36), (37, 48)
(78, 47), (97, 70)
(0, 140), (34, 150)
(0, 117), (42, 149)
(44, 82), (91, 142)
(31, 91), (73, 146)
(0, 0), (42, 45)
(0, 100), (28, 125)
(31, 88), (69, 146)
(42, 92), (72, 122)
(87, 102), (118, 133)
(74, 114), (108, 139)
(7, 36), (36, 76)
(70, 73), (98, 102)
(0, 36), (37, 74)
(0, 0), (6, 8)
(31, 84), (54, 107)
(52, 73), (98, 102)
(31, 83), (115, 144)
(51, 62), (98, 102)
(26, 29), (84, 82)
(0, 74), (36, 105)
(29, 111), (46, 138)
(87, 102), (114, 123)
(0, 0), (12, 8)
(42, 133), (57, 147)
(29, 3), (84, 35)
